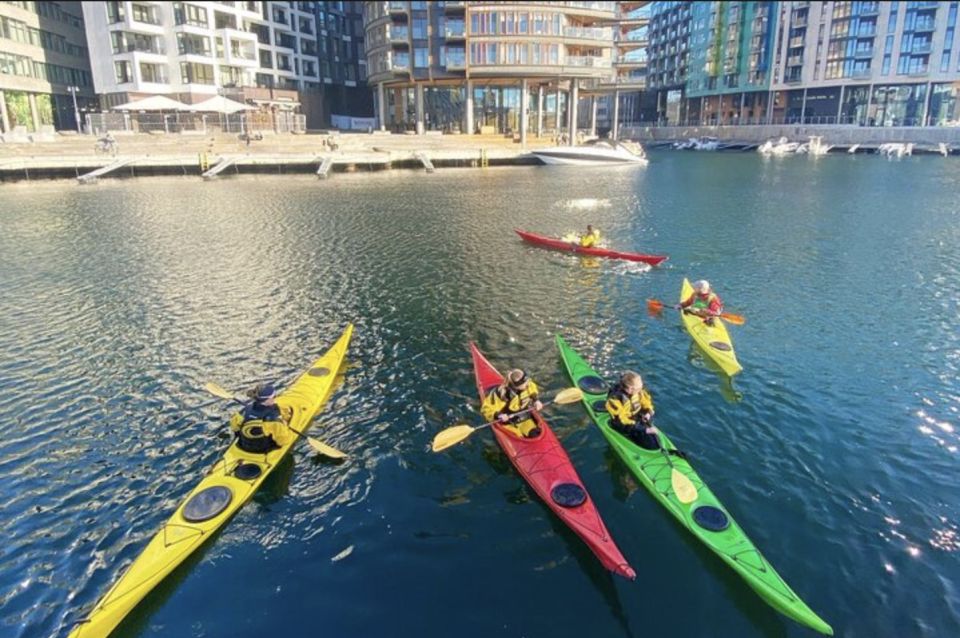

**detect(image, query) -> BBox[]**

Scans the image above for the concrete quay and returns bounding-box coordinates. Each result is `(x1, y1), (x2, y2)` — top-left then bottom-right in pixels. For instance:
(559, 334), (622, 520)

(0, 131), (553, 183)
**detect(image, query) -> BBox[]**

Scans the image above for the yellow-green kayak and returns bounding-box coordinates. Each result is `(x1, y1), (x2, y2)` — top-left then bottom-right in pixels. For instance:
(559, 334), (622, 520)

(680, 278), (742, 376)
(67, 324), (353, 638)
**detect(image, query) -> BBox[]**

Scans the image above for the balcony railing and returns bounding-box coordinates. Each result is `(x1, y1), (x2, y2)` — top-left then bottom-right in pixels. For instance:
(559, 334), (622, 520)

(444, 1), (466, 10)
(389, 2), (406, 12)
(565, 55), (610, 68)
(859, 4), (880, 16)
(851, 67), (872, 78)
(445, 55), (466, 70)
(787, 55), (803, 66)
(913, 21), (936, 33)
(854, 47), (874, 58)
(564, 26), (613, 40)
(911, 42), (932, 54)
(444, 24), (465, 38)
(390, 26), (409, 41)
(789, 36), (805, 47)
(907, 66), (930, 75)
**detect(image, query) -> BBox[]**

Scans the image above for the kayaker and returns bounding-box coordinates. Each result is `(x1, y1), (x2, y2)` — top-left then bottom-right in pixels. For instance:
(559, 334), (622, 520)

(229, 383), (292, 452)
(579, 225), (601, 248)
(481, 369), (544, 438)
(677, 279), (723, 326)
(605, 371), (659, 450)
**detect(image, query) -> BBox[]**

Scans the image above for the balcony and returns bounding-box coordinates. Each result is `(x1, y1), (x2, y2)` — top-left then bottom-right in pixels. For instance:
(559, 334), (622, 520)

(859, 3), (880, 16)
(854, 46), (874, 58)
(790, 36), (805, 47)
(787, 55), (803, 66)
(851, 67), (872, 78)
(907, 66), (930, 76)
(564, 26), (613, 41)
(445, 55), (466, 70)
(390, 26), (409, 42)
(910, 42), (932, 54)
(443, 1), (465, 12)
(444, 22), (465, 39)
(565, 55), (610, 68)
(915, 1), (939, 9)
(913, 21), (936, 33)
(793, 15), (808, 28)
(389, 2), (407, 14)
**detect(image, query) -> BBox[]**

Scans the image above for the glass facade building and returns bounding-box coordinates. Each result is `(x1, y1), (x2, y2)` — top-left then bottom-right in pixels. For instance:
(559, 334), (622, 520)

(0, 1), (95, 133)
(645, 1), (960, 127)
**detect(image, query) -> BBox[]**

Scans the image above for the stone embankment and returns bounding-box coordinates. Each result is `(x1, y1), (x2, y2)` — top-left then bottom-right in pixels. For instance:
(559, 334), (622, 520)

(0, 131), (554, 182)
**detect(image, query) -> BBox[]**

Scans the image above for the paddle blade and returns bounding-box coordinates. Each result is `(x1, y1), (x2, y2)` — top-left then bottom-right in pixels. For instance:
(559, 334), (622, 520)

(671, 468), (698, 504)
(552, 387), (584, 405)
(646, 298), (665, 314)
(721, 312), (745, 326)
(307, 437), (347, 459)
(431, 425), (476, 452)
(204, 382), (235, 400)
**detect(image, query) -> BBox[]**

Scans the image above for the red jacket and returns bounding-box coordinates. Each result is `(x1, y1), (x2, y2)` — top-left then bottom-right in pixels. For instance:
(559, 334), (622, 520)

(680, 291), (723, 315)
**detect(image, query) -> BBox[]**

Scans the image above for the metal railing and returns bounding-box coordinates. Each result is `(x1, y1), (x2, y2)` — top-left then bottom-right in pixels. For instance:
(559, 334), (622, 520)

(563, 26), (613, 40)
(565, 55), (610, 67)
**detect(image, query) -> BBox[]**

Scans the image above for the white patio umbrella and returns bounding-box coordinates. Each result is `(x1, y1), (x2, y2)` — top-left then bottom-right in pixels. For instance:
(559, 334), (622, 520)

(111, 95), (191, 111)
(187, 95), (256, 114)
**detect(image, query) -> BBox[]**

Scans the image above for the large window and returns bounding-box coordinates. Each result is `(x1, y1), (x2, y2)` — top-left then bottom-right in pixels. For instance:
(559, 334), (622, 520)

(139, 62), (167, 83)
(414, 47), (428, 67)
(114, 60), (132, 83)
(177, 33), (212, 56)
(174, 3), (208, 27)
(131, 3), (159, 25)
(180, 62), (215, 84)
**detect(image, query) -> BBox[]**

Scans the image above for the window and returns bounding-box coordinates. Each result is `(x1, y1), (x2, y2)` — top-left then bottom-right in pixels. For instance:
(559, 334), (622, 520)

(177, 33), (212, 56)
(942, 51), (952, 72)
(131, 3), (159, 25)
(174, 3), (208, 27)
(139, 62), (167, 83)
(413, 17), (427, 38)
(414, 47), (428, 67)
(259, 49), (272, 68)
(106, 1), (125, 24)
(180, 62), (215, 84)
(114, 60), (132, 83)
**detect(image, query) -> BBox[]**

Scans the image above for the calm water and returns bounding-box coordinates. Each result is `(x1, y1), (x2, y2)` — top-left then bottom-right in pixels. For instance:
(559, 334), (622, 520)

(1, 153), (958, 638)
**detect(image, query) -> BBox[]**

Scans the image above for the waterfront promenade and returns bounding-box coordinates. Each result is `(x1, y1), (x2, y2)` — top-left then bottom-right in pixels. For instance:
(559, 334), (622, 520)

(0, 131), (555, 182)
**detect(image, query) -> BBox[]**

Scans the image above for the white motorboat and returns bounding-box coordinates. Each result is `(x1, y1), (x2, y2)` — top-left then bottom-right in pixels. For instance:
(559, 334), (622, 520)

(758, 136), (800, 155)
(532, 139), (648, 166)
(693, 136), (720, 151)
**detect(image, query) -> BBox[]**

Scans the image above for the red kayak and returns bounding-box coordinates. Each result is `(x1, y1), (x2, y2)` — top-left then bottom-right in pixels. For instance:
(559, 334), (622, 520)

(515, 229), (668, 266)
(469, 343), (636, 580)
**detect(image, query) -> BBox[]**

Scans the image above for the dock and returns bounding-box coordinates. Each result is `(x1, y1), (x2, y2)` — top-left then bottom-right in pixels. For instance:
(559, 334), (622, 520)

(414, 151), (435, 173)
(201, 156), (235, 179)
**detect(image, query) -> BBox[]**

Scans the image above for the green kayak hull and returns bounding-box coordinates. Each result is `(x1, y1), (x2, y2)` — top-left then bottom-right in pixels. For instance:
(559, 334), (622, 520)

(555, 334), (832, 635)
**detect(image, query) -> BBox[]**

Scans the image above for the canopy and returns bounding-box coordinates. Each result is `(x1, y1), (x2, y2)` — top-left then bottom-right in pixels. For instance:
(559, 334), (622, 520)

(187, 95), (255, 114)
(112, 95), (191, 111)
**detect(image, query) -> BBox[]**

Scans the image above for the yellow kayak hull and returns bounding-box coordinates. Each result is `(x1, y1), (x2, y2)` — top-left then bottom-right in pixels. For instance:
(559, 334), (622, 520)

(67, 325), (354, 638)
(680, 279), (742, 377)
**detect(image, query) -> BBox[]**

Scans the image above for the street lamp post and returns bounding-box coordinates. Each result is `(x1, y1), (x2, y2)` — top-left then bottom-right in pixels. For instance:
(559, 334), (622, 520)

(67, 86), (81, 133)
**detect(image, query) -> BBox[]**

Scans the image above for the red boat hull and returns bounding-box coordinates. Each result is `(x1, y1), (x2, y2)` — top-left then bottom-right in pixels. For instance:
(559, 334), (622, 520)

(469, 343), (635, 580)
(515, 229), (668, 266)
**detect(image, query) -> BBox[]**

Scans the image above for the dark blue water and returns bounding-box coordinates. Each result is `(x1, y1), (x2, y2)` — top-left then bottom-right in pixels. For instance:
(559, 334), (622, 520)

(0, 152), (958, 637)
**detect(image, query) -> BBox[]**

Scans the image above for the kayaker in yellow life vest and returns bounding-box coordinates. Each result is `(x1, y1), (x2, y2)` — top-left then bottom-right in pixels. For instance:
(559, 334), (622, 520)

(579, 225), (601, 248)
(677, 279), (724, 326)
(481, 369), (544, 438)
(229, 383), (294, 452)
(605, 371), (659, 450)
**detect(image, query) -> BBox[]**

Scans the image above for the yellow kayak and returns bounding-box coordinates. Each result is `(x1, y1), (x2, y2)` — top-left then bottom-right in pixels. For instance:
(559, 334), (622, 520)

(680, 279), (742, 376)
(68, 324), (354, 638)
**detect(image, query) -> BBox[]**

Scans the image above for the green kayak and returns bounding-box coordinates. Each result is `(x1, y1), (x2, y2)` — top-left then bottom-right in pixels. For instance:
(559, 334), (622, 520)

(555, 335), (833, 635)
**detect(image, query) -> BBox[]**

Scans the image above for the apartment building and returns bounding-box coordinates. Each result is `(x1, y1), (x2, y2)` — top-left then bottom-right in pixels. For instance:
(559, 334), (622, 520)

(363, 1), (617, 141)
(646, 1), (959, 127)
(0, 1), (94, 133)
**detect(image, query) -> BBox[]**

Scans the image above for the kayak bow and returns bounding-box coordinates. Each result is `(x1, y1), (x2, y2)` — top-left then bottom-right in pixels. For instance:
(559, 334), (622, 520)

(67, 325), (354, 638)
(515, 229), (668, 266)
(469, 343), (635, 580)
(555, 335), (833, 635)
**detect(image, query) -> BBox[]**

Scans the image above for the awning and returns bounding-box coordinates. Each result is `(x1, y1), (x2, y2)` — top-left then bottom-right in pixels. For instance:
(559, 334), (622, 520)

(187, 95), (255, 114)
(112, 95), (191, 111)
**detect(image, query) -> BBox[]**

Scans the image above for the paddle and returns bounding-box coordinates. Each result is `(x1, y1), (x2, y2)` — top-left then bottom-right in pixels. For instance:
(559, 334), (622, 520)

(203, 382), (347, 459)
(431, 387), (583, 453)
(653, 429), (698, 504)
(646, 298), (745, 326)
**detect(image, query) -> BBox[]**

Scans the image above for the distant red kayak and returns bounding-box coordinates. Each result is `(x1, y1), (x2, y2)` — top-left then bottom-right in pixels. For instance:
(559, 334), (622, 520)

(515, 229), (668, 266)
(469, 343), (636, 580)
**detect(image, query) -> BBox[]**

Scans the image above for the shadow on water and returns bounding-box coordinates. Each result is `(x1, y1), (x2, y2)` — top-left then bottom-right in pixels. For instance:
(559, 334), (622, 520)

(685, 343), (743, 404)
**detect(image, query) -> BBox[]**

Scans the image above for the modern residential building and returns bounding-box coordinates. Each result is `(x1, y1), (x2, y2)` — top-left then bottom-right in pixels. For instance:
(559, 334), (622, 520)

(593, 1), (653, 135)
(363, 1), (618, 142)
(315, 1), (374, 123)
(0, 1), (95, 133)
(644, 1), (959, 127)
(645, 0), (691, 123)
(766, 0), (959, 126)
(78, 2), (372, 128)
